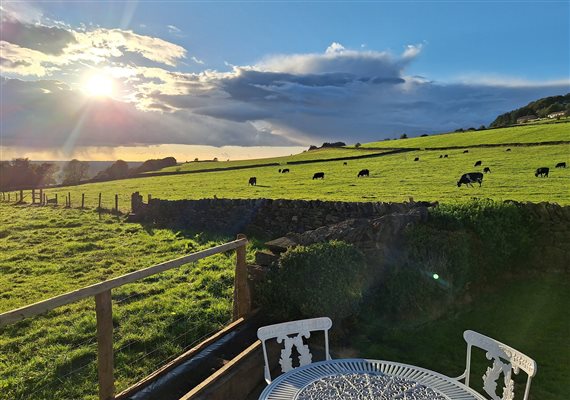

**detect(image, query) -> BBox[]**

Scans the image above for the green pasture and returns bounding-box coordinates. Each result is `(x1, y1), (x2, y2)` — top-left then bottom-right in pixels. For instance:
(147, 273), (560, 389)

(19, 144), (570, 208)
(159, 147), (387, 173)
(0, 205), (254, 399)
(359, 121), (570, 149)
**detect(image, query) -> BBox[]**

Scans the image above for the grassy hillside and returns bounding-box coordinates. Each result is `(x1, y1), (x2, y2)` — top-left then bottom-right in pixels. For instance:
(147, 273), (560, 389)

(15, 144), (570, 207)
(359, 122), (570, 149)
(0, 205), (249, 399)
(158, 147), (388, 173)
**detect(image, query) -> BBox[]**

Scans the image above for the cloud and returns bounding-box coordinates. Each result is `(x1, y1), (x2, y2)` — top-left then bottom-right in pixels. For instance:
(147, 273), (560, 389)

(167, 25), (181, 33)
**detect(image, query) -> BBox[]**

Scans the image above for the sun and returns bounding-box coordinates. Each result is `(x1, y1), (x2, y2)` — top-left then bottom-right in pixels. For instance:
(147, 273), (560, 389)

(84, 74), (114, 97)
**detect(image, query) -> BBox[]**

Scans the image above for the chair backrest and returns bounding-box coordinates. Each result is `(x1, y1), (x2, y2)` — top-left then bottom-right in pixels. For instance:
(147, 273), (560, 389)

(257, 317), (332, 384)
(460, 330), (537, 400)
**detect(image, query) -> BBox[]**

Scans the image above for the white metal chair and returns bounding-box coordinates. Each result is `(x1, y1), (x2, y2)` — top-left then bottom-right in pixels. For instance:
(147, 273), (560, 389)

(457, 330), (537, 400)
(257, 317), (332, 384)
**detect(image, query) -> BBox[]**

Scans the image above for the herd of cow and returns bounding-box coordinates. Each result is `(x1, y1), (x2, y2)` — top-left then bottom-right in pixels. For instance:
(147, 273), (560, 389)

(247, 149), (567, 188)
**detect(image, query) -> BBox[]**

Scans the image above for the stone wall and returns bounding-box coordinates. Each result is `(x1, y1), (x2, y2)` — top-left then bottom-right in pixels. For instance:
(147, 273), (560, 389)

(130, 194), (433, 237)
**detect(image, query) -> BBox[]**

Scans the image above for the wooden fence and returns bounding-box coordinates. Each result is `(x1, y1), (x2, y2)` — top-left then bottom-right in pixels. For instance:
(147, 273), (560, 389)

(1, 190), (126, 213)
(0, 235), (250, 400)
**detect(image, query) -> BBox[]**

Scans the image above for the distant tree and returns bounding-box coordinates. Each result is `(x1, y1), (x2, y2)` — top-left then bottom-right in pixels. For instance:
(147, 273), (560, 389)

(454, 128), (465, 133)
(62, 159), (89, 185)
(478, 125), (486, 130)
(0, 158), (58, 190)
(420, 134), (429, 137)
(321, 142), (346, 148)
(308, 145), (318, 151)
(467, 127), (476, 131)
(399, 133), (408, 139)
(94, 160), (129, 181)
(213, 157), (218, 162)
(354, 143), (362, 148)
(194, 158), (199, 162)
(36, 163), (58, 186)
(132, 157), (177, 174)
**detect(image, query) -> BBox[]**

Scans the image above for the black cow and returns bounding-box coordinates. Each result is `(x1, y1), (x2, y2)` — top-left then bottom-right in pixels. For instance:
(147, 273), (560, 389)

(343, 162), (348, 166)
(555, 162), (567, 168)
(278, 169), (282, 173)
(463, 150), (469, 153)
(483, 167), (491, 173)
(535, 167), (549, 177)
(506, 148), (511, 152)
(357, 169), (369, 177)
(457, 172), (483, 187)
(444, 154), (449, 158)
(313, 172), (325, 179)
(281, 168), (290, 173)
(474, 160), (482, 167)
(248, 177), (257, 185)
(439, 155), (443, 159)
(414, 157), (420, 161)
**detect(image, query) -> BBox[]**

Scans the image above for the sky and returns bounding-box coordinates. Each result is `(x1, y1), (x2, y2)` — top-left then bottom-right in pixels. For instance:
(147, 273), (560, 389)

(1, 1), (569, 161)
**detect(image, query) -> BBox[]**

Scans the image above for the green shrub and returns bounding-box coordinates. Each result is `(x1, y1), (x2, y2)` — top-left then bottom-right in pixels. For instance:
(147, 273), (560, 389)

(260, 241), (367, 323)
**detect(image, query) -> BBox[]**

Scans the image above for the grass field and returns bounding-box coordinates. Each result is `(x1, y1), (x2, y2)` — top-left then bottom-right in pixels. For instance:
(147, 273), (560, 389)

(17, 143), (570, 209)
(359, 121), (570, 149)
(158, 147), (387, 173)
(352, 274), (569, 400)
(0, 205), (254, 399)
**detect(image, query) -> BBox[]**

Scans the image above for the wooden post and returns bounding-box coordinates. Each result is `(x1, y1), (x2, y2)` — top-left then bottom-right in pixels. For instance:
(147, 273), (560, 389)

(19, 190), (23, 203)
(98, 193), (102, 210)
(95, 290), (115, 400)
(147, 194), (152, 203)
(39, 189), (43, 205)
(114, 194), (118, 213)
(8, 193), (10, 202)
(82, 193), (85, 209)
(55, 194), (58, 205)
(233, 234), (250, 320)
(68, 192), (71, 208)
(32, 189), (36, 204)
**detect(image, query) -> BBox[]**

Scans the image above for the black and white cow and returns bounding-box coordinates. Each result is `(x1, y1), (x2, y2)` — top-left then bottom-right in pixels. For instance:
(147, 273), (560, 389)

(535, 167), (549, 177)
(457, 172), (484, 187)
(357, 169), (369, 177)
(281, 168), (290, 173)
(555, 162), (566, 169)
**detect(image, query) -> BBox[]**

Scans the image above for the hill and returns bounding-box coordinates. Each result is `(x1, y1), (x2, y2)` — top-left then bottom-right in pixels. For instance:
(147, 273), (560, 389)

(490, 93), (570, 127)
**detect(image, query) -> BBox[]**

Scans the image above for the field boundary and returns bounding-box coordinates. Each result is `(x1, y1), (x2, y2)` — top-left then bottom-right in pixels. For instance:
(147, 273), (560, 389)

(286, 148), (414, 164)
(360, 140), (570, 151)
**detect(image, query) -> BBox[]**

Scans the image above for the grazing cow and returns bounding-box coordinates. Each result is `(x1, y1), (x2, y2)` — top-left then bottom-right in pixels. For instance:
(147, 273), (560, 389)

(474, 160), (482, 167)
(439, 155), (443, 159)
(281, 168), (290, 173)
(414, 157), (420, 161)
(357, 169), (369, 177)
(555, 162), (567, 168)
(278, 169), (282, 173)
(444, 154), (449, 158)
(483, 167), (491, 173)
(535, 167), (549, 177)
(506, 148), (512, 152)
(343, 162), (348, 166)
(463, 150), (469, 153)
(248, 177), (257, 185)
(457, 172), (484, 187)
(313, 172), (325, 180)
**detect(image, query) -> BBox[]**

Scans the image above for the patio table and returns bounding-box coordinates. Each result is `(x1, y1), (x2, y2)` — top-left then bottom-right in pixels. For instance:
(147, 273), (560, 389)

(259, 359), (485, 400)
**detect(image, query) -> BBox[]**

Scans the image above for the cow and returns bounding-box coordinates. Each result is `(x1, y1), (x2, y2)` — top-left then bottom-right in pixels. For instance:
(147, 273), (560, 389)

(555, 162), (567, 168)
(535, 167), (549, 177)
(414, 157), (420, 161)
(248, 177), (257, 185)
(506, 148), (511, 152)
(483, 167), (491, 173)
(281, 168), (290, 173)
(357, 169), (369, 177)
(312, 172), (325, 180)
(444, 154), (449, 158)
(278, 169), (282, 173)
(463, 150), (469, 153)
(439, 155), (443, 159)
(474, 160), (482, 167)
(343, 162), (348, 166)
(457, 172), (483, 187)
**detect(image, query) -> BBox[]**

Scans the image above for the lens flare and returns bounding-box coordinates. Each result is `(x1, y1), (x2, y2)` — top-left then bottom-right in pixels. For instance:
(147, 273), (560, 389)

(84, 74), (114, 97)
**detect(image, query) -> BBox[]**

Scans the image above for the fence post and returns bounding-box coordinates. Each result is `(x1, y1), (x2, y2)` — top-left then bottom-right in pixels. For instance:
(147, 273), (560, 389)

(95, 290), (115, 400)
(32, 189), (36, 204)
(82, 193), (85, 209)
(114, 194), (118, 213)
(68, 192), (71, 208)
(233, 234), (250, 320)
(19, 190), (23, 203)
(55, 194), (58, 205)
(98, 193), (102, 210)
